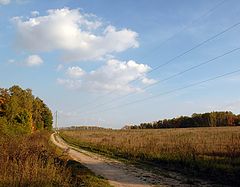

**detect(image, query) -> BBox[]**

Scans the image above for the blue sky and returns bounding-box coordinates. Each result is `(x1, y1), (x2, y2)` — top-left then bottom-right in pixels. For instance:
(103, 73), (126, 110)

(1, 0), (240, 128)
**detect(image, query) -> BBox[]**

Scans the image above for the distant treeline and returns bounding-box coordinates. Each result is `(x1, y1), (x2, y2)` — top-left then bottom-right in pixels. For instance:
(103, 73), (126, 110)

(61, 126), (112, 131)
(126, 111), (240, 129)
(0, 85), (52, 134)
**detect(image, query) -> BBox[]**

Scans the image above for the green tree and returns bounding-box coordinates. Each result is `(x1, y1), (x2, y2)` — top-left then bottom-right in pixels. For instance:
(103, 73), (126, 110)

(0, 85), (53, 134)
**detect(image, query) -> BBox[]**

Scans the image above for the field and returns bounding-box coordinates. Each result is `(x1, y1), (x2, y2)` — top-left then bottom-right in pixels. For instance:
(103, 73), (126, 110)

(60, 126), (240, 185)
(0, 131), (111, 187)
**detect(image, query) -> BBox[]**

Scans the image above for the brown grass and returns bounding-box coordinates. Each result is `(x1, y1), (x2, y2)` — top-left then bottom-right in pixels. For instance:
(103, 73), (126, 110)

(0, 131), (112, 187)
(60, 126), (240, 185)
(61, 127), (240, 159)
(0, 131), (73, 186)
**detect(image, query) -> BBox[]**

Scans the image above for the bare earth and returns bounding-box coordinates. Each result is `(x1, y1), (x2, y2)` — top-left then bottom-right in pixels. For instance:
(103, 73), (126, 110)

(51, 133), (214, 187)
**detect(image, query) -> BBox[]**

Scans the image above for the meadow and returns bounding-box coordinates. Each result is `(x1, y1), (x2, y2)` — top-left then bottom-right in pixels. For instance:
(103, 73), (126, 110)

(60, 126), (240, 185)
(0, 131), (111, 187)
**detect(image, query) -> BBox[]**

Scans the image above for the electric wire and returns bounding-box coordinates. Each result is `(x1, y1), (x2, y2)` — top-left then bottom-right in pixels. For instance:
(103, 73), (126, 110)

(73, 0), (227, 111)
(86, 68), (240, 115)
(77, 46), (240, 114)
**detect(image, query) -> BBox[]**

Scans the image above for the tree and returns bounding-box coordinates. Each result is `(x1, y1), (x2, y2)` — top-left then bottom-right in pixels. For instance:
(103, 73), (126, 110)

(42, 103), (53, 131)
(0, 85), (53, 134)
(128, 111), (240, 129)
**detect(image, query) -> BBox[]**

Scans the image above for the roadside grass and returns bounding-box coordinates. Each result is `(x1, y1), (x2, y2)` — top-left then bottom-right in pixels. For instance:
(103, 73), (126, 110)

(0, 131), (72, 186)
(60, 126), (240, 186)
(0, 131), (111, 187)
(51, 135), (112, 187)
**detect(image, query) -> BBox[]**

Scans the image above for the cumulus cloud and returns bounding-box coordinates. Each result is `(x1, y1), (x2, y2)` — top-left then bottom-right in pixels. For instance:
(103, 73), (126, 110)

(24, 55), (43, 66)
(7, 55), (43, 67)
(58, 59), (155, 93)
(12, 8), (139, 62)
(0, 0), (10, 5)
(66, 66), (85, 78)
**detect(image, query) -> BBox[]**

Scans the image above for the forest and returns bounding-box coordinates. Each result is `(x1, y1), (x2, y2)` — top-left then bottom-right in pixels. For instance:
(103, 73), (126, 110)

(127, 111), (240, 129)
(0, 85), (52, 134)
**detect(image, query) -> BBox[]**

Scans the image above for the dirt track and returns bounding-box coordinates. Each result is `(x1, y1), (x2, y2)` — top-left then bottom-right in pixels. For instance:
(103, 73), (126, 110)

(51, 133), (213, 187)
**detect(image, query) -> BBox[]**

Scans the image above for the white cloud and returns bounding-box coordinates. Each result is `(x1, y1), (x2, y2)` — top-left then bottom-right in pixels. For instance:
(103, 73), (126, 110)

(66, 66), (85, 78)
(24, 55), (43, 66)
(57, 79), (82, 90)
(141, 77), (156, 85)
(12, 8), (139, 62)
(7, 55), (43, 67)
(0, 0), (10, 5)
(58, 59), (155, 93)
(31, 11), (39, 17)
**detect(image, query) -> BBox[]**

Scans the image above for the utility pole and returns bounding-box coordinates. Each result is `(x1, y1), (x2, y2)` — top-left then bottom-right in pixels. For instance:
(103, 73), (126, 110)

(55, 110), (58, 132)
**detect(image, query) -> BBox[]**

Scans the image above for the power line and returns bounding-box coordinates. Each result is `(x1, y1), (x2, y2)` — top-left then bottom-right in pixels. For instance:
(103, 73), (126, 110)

(73, 0), (227, 111)
(139, 0), (227, 61)
(142, 21), (240, 76)
(75, 20), (240, 115)
(140, 47), (240, 90)
(87, 68), (240, 115)
(77, 46), (240, 115)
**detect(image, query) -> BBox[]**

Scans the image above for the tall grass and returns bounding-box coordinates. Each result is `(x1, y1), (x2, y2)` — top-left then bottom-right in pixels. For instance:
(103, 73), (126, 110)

(0, 131), (73, 186)
(0, 131), (112, 187)
(60, 126), (240, 185)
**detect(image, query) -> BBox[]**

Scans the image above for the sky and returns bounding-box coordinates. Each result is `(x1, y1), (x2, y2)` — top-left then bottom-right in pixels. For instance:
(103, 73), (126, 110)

(1, 0), (240, 128)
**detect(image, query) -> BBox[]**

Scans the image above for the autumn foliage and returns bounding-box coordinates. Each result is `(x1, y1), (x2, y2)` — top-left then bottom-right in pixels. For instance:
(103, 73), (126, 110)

(126, 111), (240, 129)
(0, 85), (52, 134)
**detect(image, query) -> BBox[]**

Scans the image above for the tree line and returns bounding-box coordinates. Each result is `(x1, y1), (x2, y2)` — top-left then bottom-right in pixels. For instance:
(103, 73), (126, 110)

(125, 111), (240, 129)
(61, 126), (112, 131)
(0, 85), (52, 134)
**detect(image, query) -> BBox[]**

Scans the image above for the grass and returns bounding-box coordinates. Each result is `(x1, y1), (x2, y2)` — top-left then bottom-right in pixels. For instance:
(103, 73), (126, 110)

(0, 131), (111, 187)
(60, 126), (240, 186)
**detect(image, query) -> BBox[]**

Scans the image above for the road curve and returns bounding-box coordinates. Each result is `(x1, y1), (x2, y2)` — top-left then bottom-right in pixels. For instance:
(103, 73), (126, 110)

(51, 133), (153, 187)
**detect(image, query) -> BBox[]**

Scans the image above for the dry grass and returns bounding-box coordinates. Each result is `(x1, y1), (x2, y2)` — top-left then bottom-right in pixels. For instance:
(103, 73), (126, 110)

(0, 131), (112, 187)
(61, 127), (240, 160)
(60, 126), (240, 185)
(0, 131), (73, 187)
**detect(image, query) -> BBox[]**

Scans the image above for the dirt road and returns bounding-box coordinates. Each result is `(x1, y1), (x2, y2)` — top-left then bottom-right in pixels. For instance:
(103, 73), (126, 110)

(51, 133), (212, 187)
